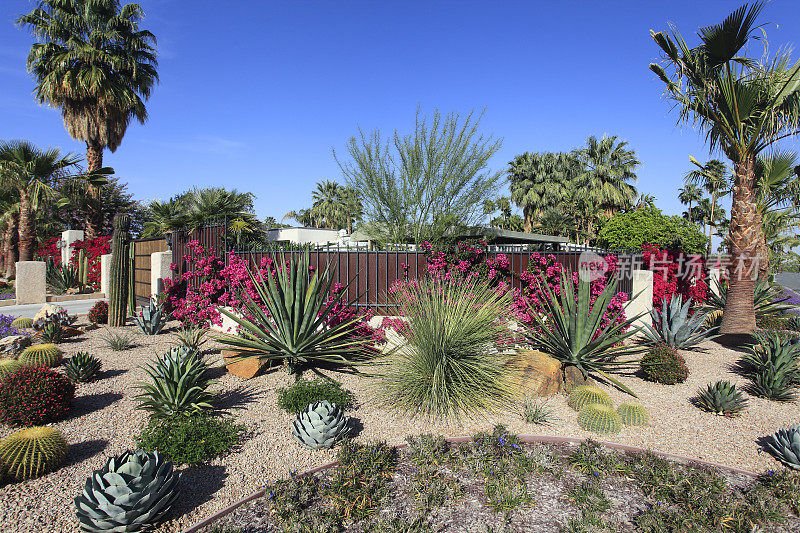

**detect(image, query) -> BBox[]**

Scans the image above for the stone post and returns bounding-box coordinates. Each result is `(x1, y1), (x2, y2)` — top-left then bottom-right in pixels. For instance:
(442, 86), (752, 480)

(624, 269), (653, 329)
(709, 267), (722, 296)
(60, 229), (84, 264)
(150, 250), (172, 298)
(100, 254), (112, 297)
(15, 261), (46, 304)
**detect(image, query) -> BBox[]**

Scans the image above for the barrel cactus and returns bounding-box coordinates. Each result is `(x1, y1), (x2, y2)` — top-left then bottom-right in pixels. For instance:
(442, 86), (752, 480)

(292, 400), (350, 450)
(578, 404), (622, 434)
(75, 449), (179, 533)
(0, 426), (68, 480)
(0, 359), (22, 381)
(568, 386), (612, 411)
(63, 353), (102, 383)
(617, 402), (649, 426)
(135, 298), (166, 335)
(19, 343), (63, 367)
(11, 317), (33, 329)
(761, 424), (800, 470)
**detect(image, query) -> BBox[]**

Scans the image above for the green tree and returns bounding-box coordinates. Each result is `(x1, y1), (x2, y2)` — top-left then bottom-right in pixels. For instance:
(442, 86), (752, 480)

(336, 108), (503, 245)
(17, 0), (158, 239)
(650, 2), (800, 335)
(508, 152), (577, 232)
(678, 184), (703, 223)
(597, 207), (708, 254)
(311, 180), (343, 229)
(537, 207), (574, 237)
(685, 158), (731, 254)
(575, 135), (640, 222)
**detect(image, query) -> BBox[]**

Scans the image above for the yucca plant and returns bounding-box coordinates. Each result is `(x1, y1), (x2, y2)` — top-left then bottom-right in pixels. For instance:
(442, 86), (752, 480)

(704, 277), (795, 318)
(171, 325), (208, 353)
(522, 271), (645, 396)
(740, 332), (800, 402)
(378, 276), (516, 420)
(692, 380), (748, 417)
(642, 294), (717, 350)
(135, 348), (214, 420)
(215, 251), (375, 377)
(135, 298), (167, 335)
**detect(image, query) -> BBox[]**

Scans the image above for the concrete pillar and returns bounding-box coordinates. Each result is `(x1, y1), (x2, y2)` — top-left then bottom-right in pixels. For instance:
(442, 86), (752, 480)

(150, 250), (172, 298)
(709, 267), (722, 296)
(624, 269), (653, 329)
(61, 229), (84, 264)
(100, 254), (112, 297)
(15, 261), (46, 304)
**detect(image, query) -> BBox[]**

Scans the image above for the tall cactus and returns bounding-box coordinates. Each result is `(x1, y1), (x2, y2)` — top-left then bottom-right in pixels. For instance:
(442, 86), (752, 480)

(127, 242), (136, 316)
(108, 214), (130, 327)
(77, 249), (88, 288)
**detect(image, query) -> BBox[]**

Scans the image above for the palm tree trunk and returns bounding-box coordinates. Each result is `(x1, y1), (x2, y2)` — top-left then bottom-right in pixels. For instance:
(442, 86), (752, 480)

(719, 157), (765, 340)
(708, 193), (716, 255)
(523, 208), (532, 233)
(85, 141), (104, 240)
(4, 213), (18, 278)
(17, 191), (34, 262)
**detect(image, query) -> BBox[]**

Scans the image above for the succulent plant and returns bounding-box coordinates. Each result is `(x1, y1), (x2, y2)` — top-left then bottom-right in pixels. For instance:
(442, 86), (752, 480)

(740, 331), (800, 402)
(704, 277), (796, 318)
(760, 424), (800, 470)
(577, 403), (622, 434)
(19, 343), (63, 367)
(692, 380), (748, 417)
(135, 347), (214, 420)
(0, 359), (22, 381)
(10, 317), (33, 329)
(33, 308), (75, 330)
(617, 402), (649, 426)
(135, 298), (167, 335)
(292, 400), (350, 450)
(75, 449), (179, 532)
(171, 326), (208, 353)
(63, 353), (102, 383)
(39, 322), (65, 344)
(643, 295), (717, 350)
(567, 386), (612, 411)
(0, 426), (67, 480)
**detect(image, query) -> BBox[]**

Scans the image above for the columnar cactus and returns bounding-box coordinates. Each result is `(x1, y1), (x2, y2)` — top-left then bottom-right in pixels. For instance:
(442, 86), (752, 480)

(109, 214), (131, 327)
(77, 249), (88, 288)
(128, 242), (136, 316)
(617, 402), (649, 426)
(0, 426), (68, 480)
(578, 404), (623, 434)
(568, 386), (612, 411)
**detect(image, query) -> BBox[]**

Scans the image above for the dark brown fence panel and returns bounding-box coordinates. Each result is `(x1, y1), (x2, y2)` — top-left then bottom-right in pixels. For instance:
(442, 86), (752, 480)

(132, 237), (169, 306)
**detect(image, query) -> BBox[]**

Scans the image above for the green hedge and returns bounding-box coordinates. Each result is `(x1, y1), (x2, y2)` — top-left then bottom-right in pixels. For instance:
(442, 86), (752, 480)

(597, 208), (707, 254)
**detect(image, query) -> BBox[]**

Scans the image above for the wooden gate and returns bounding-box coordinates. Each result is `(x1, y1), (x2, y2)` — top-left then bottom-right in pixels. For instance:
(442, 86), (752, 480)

(132, 237), (169, 307)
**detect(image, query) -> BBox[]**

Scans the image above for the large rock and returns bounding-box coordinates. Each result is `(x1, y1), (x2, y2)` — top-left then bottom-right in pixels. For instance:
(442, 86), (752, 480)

(563, 364), (597, 393)
(33, 303), (66, 324)
(0, 335), (32, 357)
(511, 350), (563, 397)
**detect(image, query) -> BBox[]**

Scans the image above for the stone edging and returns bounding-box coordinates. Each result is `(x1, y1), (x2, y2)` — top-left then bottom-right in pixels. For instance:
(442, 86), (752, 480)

(180, 434), (759, 533)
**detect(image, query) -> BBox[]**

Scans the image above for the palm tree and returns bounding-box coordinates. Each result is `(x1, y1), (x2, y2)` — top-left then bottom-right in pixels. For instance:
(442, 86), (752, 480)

(634, 193), (657, 210)
(0, 141), (81, 261)
(141, 199), (186, 237)
(282, 209), (316, 227)
(339, 186), (362, 233)
(310, 180), (344, 229)
(0, 187), (20, 277)
(537, 207), (573, 237)
(575, 135), (640, 222)
(651, 3), (800, 336)
(678, 184), (703, 223)
(685, 159), (731, 255)
(508, 152), (577, 232)
(17, 0), (158, 239)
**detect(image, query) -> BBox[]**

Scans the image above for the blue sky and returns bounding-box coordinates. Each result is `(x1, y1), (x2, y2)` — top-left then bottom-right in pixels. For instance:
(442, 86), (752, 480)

(1, 0), (799, 223)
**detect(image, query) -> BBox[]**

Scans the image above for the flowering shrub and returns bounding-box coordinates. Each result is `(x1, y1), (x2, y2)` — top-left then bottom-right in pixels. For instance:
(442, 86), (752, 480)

(69, 236), (111, 291)
(0, 365), (75, 426)
(641, 245), (707, 307)
(420, 240), (512, 290)
(88, 301), (109, 324)
(0, 314), (22, 339)
(164, 241), (226, 327)
(35, 237), (60, 264)
(509, 253), (628, 333)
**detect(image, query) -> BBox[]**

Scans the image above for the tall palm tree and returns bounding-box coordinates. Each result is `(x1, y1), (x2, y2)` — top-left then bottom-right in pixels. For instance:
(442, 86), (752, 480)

(575, 135), (640, 221)
(634, 193), (657, 210)
(141, 199), (186, 237)
(339, 186), (362, 233)
(685, 158), (731, 255)
(651, 2), (800, 336)
(678, 184), (703, 223)
(0, 188), (20, 277)
(0, 141), (81, 261)
(537, 207), (573, 237)
(311, 180), (344, 229)
(508, 152), (577, 232)
(17, 0), (158, 239)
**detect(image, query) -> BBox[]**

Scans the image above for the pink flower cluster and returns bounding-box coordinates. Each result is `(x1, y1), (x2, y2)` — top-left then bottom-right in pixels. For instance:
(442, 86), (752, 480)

(163, 240), (226, 326)
(69, 235), (111, 291)
(420, 240), (512, 292)
(641, 245), (707, 307)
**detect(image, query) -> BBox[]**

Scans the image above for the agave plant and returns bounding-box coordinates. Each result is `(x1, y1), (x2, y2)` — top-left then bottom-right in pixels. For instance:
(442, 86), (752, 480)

(75, 449), (179, 532)
(522, 270), (645, 396)
(642, 295), (717, 350)
(740, 332), (800, 402)
(135, 298), (167, 335)
(46, 262), (81, 295)
(692, 380), (748, 417)
(135, 348), (214, 420)
(704, 277), (795, 318)
(292, 400), (350, 450)
(63, 353), (102, 383)
(39, 322), (64, 344)
(215, 251), (375, 376)
(760, 424), (800, 470)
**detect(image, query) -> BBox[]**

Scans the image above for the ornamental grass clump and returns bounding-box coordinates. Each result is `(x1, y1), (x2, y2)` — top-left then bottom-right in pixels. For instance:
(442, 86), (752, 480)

(523, 270), (645, 396)
(378, 276), (516, 420)
(0, 365), (74, 426)
(216, 251), (376, 377)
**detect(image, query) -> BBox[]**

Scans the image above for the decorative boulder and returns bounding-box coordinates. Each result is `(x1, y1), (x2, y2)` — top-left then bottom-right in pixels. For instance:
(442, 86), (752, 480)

(0, 335), (32, 357)
(509, 350), (563, 397)
(563, 365), (597, 393)
(32, 304), (66, 329)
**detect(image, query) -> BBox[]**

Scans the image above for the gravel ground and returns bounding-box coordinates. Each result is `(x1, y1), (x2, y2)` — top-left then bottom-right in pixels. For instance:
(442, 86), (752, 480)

(0, 321), (797, 533)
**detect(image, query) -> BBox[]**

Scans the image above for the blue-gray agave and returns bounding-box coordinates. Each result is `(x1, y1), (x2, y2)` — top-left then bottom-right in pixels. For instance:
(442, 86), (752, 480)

(75, 449), (179, 532)
(135, 298), (166, 335)
(761, 424), (800, 470)
(292, 400), (350, 450)
(643, 295), (716, 349)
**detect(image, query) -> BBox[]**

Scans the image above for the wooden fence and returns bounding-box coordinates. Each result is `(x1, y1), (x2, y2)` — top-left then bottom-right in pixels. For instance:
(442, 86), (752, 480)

(132, 236), (169, 306)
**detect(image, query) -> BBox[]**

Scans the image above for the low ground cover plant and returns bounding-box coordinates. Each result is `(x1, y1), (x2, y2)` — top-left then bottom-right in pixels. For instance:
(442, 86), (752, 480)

(277, 378), (354, 413)
(0, 365), (74, 426)
(135, 414), (244, 466)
